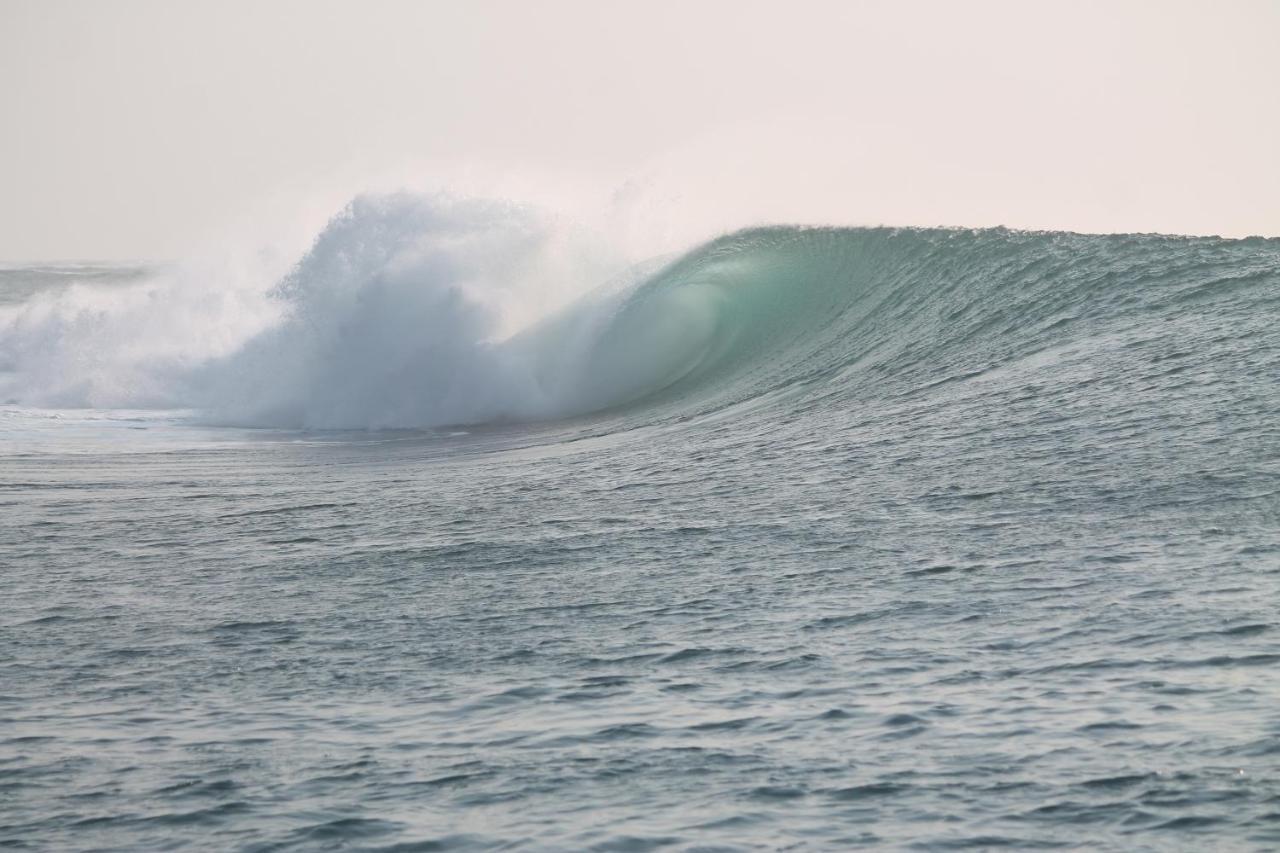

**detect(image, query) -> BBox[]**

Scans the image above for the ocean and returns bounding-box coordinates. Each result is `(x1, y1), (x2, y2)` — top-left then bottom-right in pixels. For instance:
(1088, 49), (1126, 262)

(2, 195), (1279, 850)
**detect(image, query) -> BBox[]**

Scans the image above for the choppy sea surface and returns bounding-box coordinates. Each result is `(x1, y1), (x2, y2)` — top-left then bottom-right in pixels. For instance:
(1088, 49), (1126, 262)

(3, 213), (1279, 850)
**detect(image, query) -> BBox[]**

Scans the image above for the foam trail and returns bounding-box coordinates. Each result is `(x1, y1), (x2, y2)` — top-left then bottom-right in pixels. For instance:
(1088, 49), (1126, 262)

(0, 254), (284, 411)
(1, 192), (640, 428)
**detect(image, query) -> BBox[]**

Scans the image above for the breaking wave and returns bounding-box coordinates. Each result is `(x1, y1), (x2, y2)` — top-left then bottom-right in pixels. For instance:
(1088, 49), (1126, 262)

(2, 191), (1277, 430)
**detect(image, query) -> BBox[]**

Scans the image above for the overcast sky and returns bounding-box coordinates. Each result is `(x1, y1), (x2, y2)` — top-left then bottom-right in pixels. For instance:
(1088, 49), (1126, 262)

(2, 0), (1278, 260)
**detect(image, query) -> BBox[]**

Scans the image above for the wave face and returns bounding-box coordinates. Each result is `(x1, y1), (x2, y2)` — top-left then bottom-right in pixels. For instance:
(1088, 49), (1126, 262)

(2, 192), (1278, 433)
(615, 225), (1280, 425)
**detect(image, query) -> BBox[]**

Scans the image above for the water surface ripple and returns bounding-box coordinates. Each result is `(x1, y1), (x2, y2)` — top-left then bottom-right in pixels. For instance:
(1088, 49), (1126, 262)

(3, 228), (1279, 850)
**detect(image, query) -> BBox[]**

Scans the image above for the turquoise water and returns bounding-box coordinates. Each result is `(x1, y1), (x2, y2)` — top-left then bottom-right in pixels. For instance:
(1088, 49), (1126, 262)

(3, 217), (1280, 850)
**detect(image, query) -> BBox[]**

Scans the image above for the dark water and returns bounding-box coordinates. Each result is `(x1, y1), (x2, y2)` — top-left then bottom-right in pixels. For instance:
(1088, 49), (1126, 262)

(3, 226), (1280, 850)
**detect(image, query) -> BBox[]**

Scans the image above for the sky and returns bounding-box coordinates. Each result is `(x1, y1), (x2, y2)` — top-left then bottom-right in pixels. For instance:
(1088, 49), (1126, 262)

(1, 0), (1278, 260)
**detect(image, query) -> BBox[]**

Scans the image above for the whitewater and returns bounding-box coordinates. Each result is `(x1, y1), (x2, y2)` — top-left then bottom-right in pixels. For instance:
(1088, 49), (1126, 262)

(2, 192), (1279, 851)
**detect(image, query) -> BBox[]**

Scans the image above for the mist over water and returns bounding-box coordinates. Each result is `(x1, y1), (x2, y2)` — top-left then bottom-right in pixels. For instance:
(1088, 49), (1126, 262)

(3, 190), (1280, 849)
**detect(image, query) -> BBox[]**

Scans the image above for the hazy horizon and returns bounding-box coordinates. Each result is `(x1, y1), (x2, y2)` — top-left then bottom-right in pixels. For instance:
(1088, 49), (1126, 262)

(3, 0), (1279, 262)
